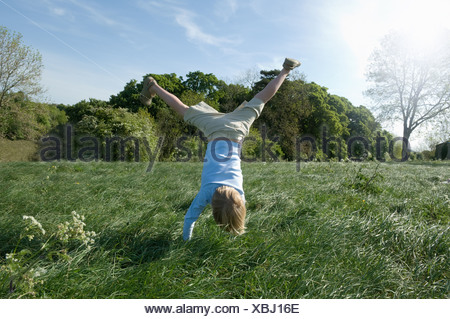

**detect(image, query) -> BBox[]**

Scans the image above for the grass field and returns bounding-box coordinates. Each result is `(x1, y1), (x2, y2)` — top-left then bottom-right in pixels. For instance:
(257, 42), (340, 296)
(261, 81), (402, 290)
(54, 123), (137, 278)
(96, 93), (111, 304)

(0, 160), (448, 298)
(0, 138), (38, 162)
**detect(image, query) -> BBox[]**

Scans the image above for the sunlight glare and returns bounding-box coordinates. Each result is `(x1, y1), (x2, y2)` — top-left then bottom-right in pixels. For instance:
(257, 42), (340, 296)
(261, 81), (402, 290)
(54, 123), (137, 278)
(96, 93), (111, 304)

(339, 0), (450, 75)
(392, 0), (450, 53)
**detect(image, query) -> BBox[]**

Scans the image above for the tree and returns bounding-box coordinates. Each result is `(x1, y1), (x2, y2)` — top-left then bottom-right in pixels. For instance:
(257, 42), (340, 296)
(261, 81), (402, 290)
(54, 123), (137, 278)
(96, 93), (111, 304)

(58, 98), (157, 161)
(217, 82), (251, 113)
(346, 104), (380, 139)
(365, 29), (450, 149)
(181, 71), (225, 108)
(109, 79), (141, 113)
(0, 26), (44, 108)
(253, 70), (310, 160)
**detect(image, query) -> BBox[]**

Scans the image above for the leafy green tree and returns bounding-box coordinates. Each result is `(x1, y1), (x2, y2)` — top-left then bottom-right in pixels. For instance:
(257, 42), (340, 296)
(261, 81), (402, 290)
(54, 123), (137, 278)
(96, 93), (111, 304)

(109, 74), (189, 159)
(154, 106), (191, 160)
(0, 26), (44, 108)
(109, 79), (141, 113)
(295, 83), (349, 159)
(342, 103), (382, 159)
(59, 99), (157, 161)
(346, 104), (380, 138)
(0, 92), (67, 140)
(182, 71), (225, 107)
(256, 76), (308, 160)
(63, 98), (109, 123)
(327, 95), (351, 138)
(302, 83), (348, 138)
(217, 82), (251, 113)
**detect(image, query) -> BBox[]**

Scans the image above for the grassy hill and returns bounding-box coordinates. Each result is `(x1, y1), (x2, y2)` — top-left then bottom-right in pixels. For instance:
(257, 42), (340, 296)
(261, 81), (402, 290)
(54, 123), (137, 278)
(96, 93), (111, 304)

(0, 161), (448, 298)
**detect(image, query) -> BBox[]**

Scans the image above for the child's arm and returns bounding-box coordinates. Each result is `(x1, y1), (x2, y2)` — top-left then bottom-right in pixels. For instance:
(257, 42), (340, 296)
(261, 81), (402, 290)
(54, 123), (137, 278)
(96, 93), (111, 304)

(253, 58), (301, 103)
(183, 192), (208, 240)
(254, 68), (290, 103)
(148, 80), (190, 117)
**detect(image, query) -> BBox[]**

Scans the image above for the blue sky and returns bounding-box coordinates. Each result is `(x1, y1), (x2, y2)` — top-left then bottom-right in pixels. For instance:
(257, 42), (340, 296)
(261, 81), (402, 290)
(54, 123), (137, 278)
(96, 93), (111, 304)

(1, 0), (449, 147)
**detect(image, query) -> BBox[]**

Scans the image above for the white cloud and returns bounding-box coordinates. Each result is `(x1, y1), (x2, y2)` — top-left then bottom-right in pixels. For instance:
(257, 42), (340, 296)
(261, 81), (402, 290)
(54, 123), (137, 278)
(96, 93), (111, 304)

(137, 1), (241, 49)
(51, 7), (65, 16)
(68, 0), (132, 30)
(174, 9), (237, 47)
(214, 0), (238, 21)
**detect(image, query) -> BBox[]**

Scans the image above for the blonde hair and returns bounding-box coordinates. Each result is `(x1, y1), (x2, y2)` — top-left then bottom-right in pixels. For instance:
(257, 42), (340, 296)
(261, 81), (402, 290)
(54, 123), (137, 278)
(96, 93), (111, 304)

(212, 186), (246, 235)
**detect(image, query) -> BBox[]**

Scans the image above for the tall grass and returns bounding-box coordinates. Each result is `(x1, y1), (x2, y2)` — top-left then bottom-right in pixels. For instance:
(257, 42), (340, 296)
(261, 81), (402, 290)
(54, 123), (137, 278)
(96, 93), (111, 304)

(0, 161), (448, 298)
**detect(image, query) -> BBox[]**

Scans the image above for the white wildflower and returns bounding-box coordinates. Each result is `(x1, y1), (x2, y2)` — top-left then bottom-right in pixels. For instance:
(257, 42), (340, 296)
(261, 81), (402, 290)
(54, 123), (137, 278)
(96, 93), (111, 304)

(34, 267), (47, 277)
(56, 211), (96, 247)
(23, 216), (46, 235)
(5, 253), (18, 263)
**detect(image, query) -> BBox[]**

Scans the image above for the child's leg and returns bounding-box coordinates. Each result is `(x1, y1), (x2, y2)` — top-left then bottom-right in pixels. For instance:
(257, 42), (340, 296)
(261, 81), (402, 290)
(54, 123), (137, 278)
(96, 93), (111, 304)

(254, 68), (290, 104)
(148, 82), (189, 117)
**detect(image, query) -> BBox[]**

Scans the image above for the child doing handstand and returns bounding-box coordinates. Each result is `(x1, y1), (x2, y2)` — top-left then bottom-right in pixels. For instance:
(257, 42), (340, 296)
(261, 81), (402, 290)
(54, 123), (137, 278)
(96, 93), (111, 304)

(140, 58), (301, 240)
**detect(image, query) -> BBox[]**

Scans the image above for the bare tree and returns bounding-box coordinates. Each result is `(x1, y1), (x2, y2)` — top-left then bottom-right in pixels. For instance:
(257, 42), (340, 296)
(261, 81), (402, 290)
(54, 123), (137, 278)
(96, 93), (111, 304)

(365, 29), (450, 148)
(0, 26), (44, 108)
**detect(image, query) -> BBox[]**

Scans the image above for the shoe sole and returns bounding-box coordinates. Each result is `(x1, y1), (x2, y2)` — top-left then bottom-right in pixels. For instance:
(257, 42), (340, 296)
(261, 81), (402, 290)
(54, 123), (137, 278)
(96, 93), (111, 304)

(140, 77), (156, 106)
(283, 58), (301, 70)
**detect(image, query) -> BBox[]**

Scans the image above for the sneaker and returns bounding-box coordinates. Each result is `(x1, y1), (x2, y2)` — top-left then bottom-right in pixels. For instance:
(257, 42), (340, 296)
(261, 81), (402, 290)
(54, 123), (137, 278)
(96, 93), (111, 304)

(283, 58), (301, 70)
(139, 76), (157, 106)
